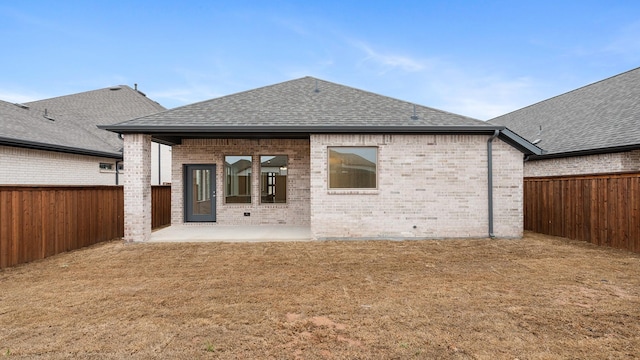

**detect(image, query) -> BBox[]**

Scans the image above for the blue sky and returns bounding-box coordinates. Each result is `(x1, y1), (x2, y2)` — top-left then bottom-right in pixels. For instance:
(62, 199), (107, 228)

(1, 1), (639, 120)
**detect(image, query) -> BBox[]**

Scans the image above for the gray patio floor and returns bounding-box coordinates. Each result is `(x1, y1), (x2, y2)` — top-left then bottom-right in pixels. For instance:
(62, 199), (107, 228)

(150, 225), (312, 242)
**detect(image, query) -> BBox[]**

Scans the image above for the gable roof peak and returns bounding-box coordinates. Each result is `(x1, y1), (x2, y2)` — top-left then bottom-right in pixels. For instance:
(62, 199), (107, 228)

(496, 66), (640, 119)
(489, 66), (640, 157)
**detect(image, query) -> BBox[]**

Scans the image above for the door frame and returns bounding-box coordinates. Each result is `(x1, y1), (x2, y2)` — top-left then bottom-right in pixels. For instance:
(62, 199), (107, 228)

(184, 164), (216, 222)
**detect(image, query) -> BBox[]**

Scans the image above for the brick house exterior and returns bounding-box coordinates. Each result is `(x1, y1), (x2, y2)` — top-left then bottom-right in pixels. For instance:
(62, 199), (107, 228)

(0, 86), (169, 185)
(523, 150), (640, 177)
(0, 145), (122, 185)
(490, 67), (640, 177)
(106, 77), (541, 242)
(170, 138), (311, 226)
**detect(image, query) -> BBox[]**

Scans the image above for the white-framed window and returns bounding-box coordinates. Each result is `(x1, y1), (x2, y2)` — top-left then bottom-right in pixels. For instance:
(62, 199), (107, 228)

(328, 147), (377, 189)
(99, 162), (115, 172)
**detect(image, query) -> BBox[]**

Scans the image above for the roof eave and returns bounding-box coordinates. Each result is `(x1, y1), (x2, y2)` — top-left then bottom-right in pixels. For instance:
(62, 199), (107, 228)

(99, 124), (507, 134)
(0, 136), (122, 159)
(528, 144), (640, 160)
(499, 128), (544, 156)
(100, 124), (541, 155)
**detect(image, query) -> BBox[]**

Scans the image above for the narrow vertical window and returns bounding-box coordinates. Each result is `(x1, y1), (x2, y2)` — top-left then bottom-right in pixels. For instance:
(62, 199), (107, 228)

(328, 147), (377, 189)
(261, 155), (287, 203)
(225, 155), (252, 203)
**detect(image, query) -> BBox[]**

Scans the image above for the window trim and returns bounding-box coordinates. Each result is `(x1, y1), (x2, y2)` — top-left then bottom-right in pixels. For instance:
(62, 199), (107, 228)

(327, 146), (378, 190)
(99, 162), (115, 173)
(224, 154), (253, 204)
(260, 155), (288, 204)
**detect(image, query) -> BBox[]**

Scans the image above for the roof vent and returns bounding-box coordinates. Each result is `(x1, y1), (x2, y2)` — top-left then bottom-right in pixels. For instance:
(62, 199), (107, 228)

(410, 104), (419, 120)
(43, 108), (55, 121)
(314, 79), (320, 93)
(14, 103), (29, 109)
(134, 83), (147, 96)
(109, 86), (122, 91)
(532, 125), (542, 144)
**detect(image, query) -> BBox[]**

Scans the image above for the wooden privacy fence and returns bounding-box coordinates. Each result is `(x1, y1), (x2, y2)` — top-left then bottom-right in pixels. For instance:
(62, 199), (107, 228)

(151, 185), (171, 229)
(0, 185), (171, 269)
(524, 172), (640, 253)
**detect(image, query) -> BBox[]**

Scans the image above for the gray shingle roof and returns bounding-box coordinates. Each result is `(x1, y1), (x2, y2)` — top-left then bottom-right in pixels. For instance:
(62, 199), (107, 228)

(0, 86), (165, 158)
(108, 77), (489, 129)
(489, 67), (640, 157)
(103, 77), (541, 155)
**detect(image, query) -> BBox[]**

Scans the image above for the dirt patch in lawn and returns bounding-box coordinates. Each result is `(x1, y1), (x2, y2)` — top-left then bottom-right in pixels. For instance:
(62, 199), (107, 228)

(1, 232), (639, 359)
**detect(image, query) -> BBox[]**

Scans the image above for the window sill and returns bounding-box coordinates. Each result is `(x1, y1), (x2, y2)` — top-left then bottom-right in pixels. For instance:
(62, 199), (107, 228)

(327, 189), (379, 195)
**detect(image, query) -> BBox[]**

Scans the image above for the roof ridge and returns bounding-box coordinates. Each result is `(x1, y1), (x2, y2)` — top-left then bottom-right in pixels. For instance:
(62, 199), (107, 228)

(306, 77), (486, 123)
(172, 77), (314, 108)
(490, 65), (640, 120)
(25, 85), (136, 104)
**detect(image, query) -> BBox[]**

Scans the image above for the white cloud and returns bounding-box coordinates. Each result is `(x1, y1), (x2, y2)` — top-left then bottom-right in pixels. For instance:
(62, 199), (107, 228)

(148, 87), (225, 108)
(353, 41), (428, 73)
(428, 72), (540, 120)
(0, 90), (44, 104)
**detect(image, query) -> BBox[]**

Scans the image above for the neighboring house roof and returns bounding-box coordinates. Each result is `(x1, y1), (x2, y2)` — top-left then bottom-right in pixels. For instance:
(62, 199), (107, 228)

(102, 77), (541, 155)
(0, 85), (165, 159)
(260, 155), (288, 168)
(226, 158), (252, 173)
(489, 67), (640, 159)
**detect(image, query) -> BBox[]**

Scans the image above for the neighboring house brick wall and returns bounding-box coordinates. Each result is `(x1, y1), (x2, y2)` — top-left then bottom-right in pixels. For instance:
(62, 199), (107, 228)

(309, 134), (524, 239)
(171, 139), (311, 226)
(0, 145), (119, 185)
(524, 149), (640, 177)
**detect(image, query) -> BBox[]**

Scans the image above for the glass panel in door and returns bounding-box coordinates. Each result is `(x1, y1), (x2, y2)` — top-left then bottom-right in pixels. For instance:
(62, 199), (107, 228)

(185, 164), (216, 222)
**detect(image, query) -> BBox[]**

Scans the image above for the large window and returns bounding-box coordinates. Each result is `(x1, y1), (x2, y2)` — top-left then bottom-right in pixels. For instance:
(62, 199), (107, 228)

(225, 155), (252, 203)
(328, 147), (377, 189)
(260, 155), (287, 203)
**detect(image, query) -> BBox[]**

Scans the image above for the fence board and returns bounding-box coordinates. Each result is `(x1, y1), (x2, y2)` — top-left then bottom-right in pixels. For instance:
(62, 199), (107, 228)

(524, 172), (640, 254)
(0, 185), (171, 269)
(152, 186), (171, 229)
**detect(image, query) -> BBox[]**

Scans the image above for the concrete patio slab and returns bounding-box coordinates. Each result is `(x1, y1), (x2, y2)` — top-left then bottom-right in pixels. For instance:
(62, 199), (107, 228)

(150, 225), (312, 243)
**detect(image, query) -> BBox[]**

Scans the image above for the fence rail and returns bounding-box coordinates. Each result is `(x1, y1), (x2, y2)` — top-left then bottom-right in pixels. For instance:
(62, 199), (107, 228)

(524, 172), (640, 253)
(0, 185), (171, 269)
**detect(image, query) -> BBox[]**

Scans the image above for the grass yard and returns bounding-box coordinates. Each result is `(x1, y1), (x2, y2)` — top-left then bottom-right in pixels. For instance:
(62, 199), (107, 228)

(1, 232), (639, 359)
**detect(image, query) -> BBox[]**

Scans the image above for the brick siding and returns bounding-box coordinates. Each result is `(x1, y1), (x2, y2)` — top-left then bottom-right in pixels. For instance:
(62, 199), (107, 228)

(123, 134), (152, 242)
(0, 145), (119, 185)
(171, 139), (311, 226)
(524, 149), (640, 177)
(310, 134), (524, 239)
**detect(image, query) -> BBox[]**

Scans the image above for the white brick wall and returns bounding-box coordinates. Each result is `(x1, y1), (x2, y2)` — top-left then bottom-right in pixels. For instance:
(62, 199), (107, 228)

(171, 139), (310, 226)
(524, 150), (640, 177)
(0, 145), (119, 185)
(123, 134), (152, 242)
(150, 143), (172, 185)
(491, 140), (526, 237)
(310, 134), (524, 239)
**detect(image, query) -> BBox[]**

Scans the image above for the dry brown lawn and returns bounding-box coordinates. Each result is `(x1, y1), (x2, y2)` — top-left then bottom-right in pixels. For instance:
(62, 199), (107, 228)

(1, 232), (639, 359)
